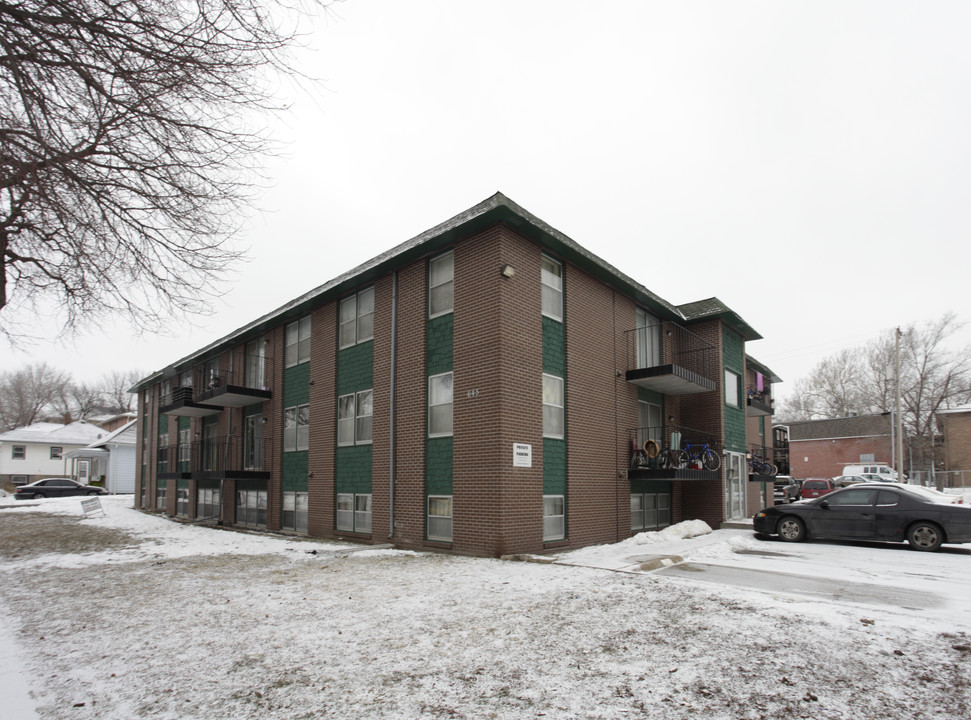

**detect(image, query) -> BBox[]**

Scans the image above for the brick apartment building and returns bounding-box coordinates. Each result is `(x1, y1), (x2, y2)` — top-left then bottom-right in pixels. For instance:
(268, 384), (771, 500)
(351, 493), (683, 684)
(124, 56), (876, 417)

(937, 405), (971, 477)
(784, 414), (894, 479)
(130, 193), (779, 556)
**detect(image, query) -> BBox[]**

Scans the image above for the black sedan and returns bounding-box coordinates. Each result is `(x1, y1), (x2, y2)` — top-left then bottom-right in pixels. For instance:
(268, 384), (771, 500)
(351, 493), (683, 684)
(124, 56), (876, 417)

(753, 483), (971, 552)
(14, 478), (107, 499)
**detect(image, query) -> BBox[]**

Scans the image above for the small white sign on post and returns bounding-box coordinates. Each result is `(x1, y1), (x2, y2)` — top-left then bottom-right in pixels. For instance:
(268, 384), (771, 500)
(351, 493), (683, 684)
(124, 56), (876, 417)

(513, 443), (532, 468)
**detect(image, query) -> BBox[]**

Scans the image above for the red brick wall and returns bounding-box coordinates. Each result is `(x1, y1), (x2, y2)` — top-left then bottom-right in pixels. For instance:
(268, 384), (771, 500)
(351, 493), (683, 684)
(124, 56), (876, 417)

(943, 412), (971, 472)
(308, 301), (337, 536)
(790, 435), (893, 479)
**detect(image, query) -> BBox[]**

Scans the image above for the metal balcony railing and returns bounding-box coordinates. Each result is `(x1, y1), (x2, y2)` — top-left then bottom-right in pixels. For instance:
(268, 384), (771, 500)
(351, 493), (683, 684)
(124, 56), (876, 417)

(156, 436), (272, 476)
(628, 423), (720, 470)
(624, 321), (718, 395)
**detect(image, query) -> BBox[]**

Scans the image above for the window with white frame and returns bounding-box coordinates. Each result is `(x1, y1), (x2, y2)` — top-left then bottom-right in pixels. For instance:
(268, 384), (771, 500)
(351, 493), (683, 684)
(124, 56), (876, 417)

(11, 475), (28, 486)
(429, 251), (454, 318)
(337, 390), (373, 446)
(245, 338), (266, 389)
(282, 491), (309, 533)
(543, 374), (565, 438)
(541, 256), (563, 321)
(178, 428), (191, 463)
(176, 487), (189, 517)
(635, 308), (661, 369)
(427, 495), (453, 542)
(339, 287), (375, 348)
(284, 404), (310, 451)
(236, 489), (267, 527)
(197, 488), (220, 520)
(543, 495), (565, 541)
(428, 372), (453, 437)
(285, 316), (311, 367)
(11, 445), (25, 460)
(336, 493), (371, 533)
(631, 492), (671, 532)
(155, 483), (167, 511)
(725, 369), (741, 408)
(50, 446), (62, 460)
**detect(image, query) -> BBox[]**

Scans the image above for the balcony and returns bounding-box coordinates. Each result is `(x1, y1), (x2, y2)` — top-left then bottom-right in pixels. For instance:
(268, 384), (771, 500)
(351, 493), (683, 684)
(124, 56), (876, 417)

(159, 351), (272, 416)
(747, 444), (776, 482)
(624, 322), (717, 396)
(157, 436), (272, 480)
(746, 387), (774, 416)
(628, 424), (721, 481)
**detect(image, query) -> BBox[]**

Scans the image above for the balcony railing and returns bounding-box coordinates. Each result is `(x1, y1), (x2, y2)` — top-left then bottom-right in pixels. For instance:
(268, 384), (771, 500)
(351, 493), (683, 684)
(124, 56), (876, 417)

(747, 443), (777, 480)
(160, 351), (273, 415)
(746, 386), (774, 416)
(628, 423), (721, 479)
(156, 436), (272, 478)
(624, 322), (717, 395)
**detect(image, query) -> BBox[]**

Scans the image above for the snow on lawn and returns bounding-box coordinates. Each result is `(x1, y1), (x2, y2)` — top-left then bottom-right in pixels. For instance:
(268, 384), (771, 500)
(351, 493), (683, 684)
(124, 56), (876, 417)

(1, 496), (970, 719)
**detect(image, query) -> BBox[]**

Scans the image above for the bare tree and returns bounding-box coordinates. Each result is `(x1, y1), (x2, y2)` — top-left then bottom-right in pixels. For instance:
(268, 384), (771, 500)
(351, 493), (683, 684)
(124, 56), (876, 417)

(0, 362), (70, 429)
(98, 369), (143, 414)
(0, 0), (325, 337)
(778, 314), (971, 471)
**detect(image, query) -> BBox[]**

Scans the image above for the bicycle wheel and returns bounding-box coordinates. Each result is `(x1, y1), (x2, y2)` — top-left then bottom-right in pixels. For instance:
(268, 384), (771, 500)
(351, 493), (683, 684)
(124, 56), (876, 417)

(629, 450), (647, 470)
(677, 450), (691, 469)
(703, 449), (721, 471)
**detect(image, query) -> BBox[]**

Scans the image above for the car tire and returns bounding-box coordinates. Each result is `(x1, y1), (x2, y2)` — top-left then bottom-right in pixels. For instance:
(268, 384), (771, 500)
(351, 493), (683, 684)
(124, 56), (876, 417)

(32, 492), (46, 499)
(907, 522), (943, 552)
(777, 516), (806, 543)
(87, 490), (101, 496)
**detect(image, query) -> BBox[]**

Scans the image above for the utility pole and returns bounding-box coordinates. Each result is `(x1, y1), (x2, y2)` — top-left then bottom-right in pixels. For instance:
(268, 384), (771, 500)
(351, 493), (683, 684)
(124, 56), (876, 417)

(895, 327), (905, 481)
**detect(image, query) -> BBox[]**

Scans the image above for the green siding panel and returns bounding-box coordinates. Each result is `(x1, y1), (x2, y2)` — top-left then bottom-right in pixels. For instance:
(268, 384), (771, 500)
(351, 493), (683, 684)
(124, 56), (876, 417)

(542, 317), (566, 376)
(282, 451), (309, 492)
(283, 363), (311, 407)
(722, 326), (747, 452)
(178, 416), (190, 432)
(543, 438), (566, 495)
(336, 445), (372, 494)
(158, 414), (169, 434)
(425, 438), (453, 495)
(336, 342), (374, 395)
(426, 314), (454, 377)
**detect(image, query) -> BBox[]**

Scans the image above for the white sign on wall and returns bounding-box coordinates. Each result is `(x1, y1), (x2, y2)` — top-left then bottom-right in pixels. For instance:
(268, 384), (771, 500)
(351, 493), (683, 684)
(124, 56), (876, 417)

(513, 443), (532, 468)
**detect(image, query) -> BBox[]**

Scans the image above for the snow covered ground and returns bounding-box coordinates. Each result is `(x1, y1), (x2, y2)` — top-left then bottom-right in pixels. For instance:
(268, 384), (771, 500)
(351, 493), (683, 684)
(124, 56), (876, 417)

(1, 495), (969, 719)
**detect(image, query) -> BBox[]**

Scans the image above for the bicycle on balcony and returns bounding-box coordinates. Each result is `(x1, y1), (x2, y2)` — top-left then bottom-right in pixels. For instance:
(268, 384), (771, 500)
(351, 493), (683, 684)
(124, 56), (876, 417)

(677, 442), (721, 471)
(749, 455), (777, 476)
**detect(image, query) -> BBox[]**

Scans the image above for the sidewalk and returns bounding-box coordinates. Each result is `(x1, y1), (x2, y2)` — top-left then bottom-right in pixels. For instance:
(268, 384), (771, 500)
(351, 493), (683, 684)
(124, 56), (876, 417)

(0, 610), (39, 719)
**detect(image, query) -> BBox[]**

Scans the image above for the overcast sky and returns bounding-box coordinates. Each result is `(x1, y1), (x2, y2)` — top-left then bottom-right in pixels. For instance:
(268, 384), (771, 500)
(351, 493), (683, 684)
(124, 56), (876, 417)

(4, 0), (971, 405)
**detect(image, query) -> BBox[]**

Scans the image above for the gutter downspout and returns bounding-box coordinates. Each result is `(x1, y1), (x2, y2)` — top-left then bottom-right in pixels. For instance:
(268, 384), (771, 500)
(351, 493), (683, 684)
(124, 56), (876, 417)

(389, 270), (398, 539)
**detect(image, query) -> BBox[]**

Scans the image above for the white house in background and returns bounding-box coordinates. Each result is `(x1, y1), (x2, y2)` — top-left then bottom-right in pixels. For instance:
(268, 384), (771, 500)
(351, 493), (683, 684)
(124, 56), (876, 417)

(0, 421), (105, 487)
(63, 420), (138, 494)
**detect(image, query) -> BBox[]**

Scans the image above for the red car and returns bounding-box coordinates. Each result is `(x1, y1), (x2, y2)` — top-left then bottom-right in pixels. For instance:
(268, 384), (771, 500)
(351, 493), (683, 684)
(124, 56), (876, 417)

(800, 478), (839, 500)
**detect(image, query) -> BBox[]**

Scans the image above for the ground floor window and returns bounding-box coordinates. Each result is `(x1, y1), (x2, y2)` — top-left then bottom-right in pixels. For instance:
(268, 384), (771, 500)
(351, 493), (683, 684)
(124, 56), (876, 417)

(236, 489), (267, 527)
(155, 483), (167, 511)
(336, 493), (371, 533)
(197, 487), (220, 520)
(427, 495), (453, 542)
(283, 491), (309, 533)
(176, 487), (189, 517)
(543, 495), (565, 541)
(11, 475), (28, 486)
(631, 492), (671, 531)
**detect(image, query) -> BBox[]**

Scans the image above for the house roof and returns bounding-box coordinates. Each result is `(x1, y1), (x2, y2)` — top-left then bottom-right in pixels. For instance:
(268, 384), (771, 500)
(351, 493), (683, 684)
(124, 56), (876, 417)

(786, 414), (892, 441)
(0, 421), (105, 446)
(937, 404), (971, 417)
(86, 420), (137, 448)
(679, 297), (762, 342)
(746, 355), (782, 384)
(131, 192), (763, 391)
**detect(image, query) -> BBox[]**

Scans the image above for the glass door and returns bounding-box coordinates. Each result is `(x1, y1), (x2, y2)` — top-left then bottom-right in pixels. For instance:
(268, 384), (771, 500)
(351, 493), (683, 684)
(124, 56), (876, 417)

(725, 452), (746, 520)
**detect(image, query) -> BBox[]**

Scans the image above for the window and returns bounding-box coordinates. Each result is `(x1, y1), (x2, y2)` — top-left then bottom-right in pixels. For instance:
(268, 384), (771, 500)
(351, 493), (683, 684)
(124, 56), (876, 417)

(543, 495), (565, 541)
(236, 489), (267, 527)
(155, 483), (167, 511)
(635, 308), (661, 368)
(282, 491), (309, 533)
(176, 487), (189, 517)
(11, 445), (25, 460)
(337, 390), (373, 446)
(543, 374), (564, 438)
(631, 493), (672, 531)
(429, 251), (454, 317)
(428, 372), (453, 437)
(244, 415), (263, 470)
(197, 488), (220, 519)
(284, 404), (310, 451)
(50, 446), (63, 460)
(245, 338), (266, 389)
(725, 369), (741, 408)
(177, 428), (191, 463)
(336, 493), (371, 533)
(637, 401), (662, 447)
(427, 495), (453, 542)
(826, 488), (877, 506)
(285, 316), (311, 367)
(541, 256), (563, 321)
(11, 476), (28, 486)
(340, 287), (375, 348)
(877, 491), (900, 507)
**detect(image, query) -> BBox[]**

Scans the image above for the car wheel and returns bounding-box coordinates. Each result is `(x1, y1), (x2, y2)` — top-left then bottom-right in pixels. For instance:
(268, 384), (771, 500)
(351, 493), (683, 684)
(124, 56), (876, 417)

(87, 490), (101, 496)
(777, 516), (806, 543)
(32, 492), (46, 499)
(907, 522), (943, 552)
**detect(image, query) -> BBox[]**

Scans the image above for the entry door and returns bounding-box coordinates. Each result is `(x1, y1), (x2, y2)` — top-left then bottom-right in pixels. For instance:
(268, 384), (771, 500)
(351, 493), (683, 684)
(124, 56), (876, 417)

(725, 452), (746, 520)
(77, 460), (90, 485)
(244, 415), (263, 471)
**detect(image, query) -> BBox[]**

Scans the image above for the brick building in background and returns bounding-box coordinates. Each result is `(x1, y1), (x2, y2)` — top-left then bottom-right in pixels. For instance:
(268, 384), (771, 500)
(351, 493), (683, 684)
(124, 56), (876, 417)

(784, 414), (894, 480)
(130, 193), (779, 556)
(937, 405), (971, 483)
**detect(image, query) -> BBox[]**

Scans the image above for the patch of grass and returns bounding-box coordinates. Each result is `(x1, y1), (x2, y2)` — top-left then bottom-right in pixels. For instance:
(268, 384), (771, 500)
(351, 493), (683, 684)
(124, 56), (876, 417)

(0, 512), (139, 560)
